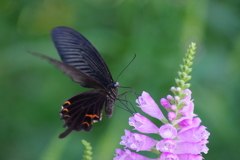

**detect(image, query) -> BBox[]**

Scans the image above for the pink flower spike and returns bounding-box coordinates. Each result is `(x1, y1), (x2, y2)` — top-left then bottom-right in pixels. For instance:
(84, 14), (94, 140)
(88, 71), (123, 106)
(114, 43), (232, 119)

(136, 91), (166, 121)
(120, 130), (156, 152)
(129, 113), (158, 134)
(160, 152), (179, 160)
(156, 138), (176, 152)
(168, 112), (176, 121)
(114, 148), (150, 160)
(177, 154), (203, 160)
(160, 98), (171, 108)
(159, 123), (177, 139)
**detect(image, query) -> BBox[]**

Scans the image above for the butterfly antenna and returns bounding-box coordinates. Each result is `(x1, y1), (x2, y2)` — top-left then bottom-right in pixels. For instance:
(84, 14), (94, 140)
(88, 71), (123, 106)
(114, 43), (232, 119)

(115, 101), (135, 114)
(116, 53), (136, 81)
(116, 91), (138, 113)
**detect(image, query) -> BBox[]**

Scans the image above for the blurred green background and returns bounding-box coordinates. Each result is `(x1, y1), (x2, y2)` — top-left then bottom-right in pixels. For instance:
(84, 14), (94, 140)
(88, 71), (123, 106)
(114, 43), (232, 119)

(1, 0), (240, 159)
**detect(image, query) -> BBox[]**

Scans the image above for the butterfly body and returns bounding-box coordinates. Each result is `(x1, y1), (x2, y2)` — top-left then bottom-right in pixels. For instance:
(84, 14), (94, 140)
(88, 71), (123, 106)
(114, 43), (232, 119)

(31, 26), (119, 138)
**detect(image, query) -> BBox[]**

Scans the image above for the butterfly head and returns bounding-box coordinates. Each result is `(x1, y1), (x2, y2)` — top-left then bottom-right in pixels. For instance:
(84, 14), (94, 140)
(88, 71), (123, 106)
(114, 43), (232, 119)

(107, 81), (119, 89)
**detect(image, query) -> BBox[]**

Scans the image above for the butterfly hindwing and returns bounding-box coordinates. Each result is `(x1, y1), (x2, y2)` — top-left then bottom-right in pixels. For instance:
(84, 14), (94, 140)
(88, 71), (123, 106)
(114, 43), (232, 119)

(59, 89), (107, 138)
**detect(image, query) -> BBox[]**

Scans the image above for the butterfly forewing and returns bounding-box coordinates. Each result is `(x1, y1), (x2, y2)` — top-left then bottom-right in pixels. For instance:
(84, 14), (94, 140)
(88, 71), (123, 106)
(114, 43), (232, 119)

(30, 52), (105, 89)
(51, 26), (114, 87)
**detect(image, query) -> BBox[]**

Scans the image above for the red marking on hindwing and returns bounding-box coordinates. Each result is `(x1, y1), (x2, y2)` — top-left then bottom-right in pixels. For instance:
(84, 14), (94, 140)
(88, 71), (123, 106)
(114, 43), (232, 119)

(62, 109), (69, 112)
(64, 101), (71, 105)
(85, 114), (99, 119)
(82, 122), (90, 126)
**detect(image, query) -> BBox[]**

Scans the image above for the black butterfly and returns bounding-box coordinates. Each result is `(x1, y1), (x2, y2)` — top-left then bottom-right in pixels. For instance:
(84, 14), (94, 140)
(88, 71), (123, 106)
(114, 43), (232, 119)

(31, 26), (119, 138)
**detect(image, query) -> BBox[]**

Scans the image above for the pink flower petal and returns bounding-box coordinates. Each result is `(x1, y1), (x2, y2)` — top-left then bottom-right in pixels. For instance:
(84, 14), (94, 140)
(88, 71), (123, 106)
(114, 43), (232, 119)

(181, 89), (192, 102)
(168, 112), (176, 121)
(174, 140), (209, 155)
(160, 152), (179, 160)
(114, 148), (150, 160)
(160, 98), (171, 108)
(178, 126), (210, 142)
(167, 95), (173, 100)
(129, 113), (159, 133)
(171, 105), (177, 110)
(120, 130), (156, 152)
(136, 91), (166, 121)
(156, 138), (176, 152)
(179, 101), (194, 117)
(159, 123), (177, 139)
(178, 118), (202, 133)
(177, 154), (203, 160)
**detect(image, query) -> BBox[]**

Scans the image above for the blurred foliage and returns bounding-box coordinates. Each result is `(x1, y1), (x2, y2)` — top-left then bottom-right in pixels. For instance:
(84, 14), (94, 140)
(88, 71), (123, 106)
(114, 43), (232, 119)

(1, 0), (240, 159)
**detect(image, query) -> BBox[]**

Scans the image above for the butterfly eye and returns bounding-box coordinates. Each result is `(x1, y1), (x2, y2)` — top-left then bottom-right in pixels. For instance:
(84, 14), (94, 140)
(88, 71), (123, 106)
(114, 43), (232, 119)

(114, 82), (120, 87)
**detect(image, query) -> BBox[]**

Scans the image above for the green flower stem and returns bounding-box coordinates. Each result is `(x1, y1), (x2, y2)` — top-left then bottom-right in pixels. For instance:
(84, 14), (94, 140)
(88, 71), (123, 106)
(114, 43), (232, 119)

(175, 42), (196, 90)
(151, 147), (160, 155)
(82, 140), (93, 160)
(171, 43), (197, 127)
